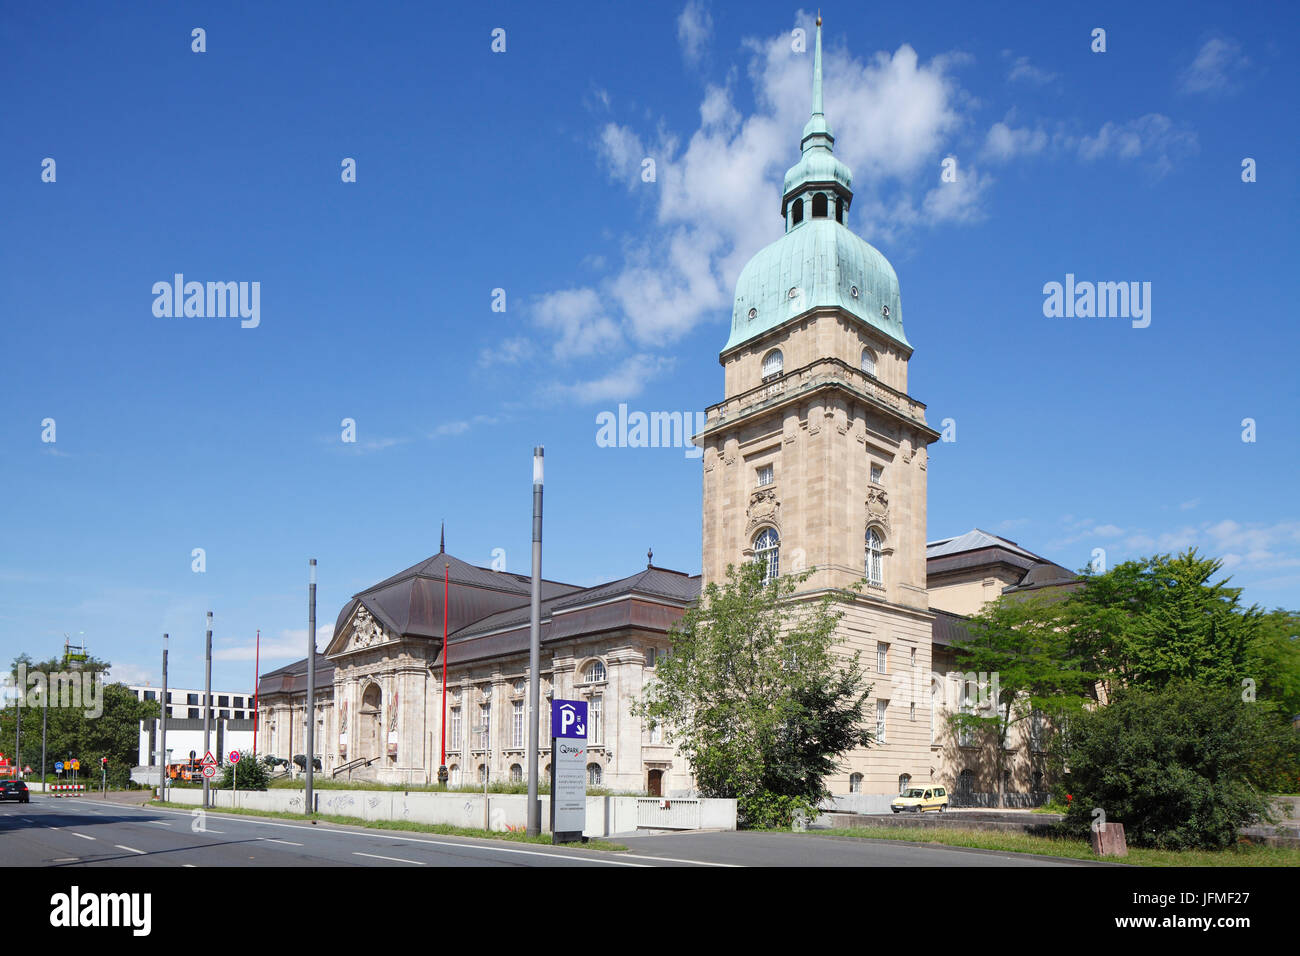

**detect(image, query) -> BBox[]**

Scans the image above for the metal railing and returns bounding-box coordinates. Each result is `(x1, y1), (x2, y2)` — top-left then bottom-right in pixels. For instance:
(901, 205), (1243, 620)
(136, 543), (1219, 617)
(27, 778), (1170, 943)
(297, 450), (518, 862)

(636, 797), (702, 829)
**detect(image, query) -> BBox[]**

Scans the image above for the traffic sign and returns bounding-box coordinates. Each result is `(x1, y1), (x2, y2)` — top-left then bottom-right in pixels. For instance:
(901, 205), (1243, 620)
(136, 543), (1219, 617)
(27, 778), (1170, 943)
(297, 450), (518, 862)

(55, 761), (63, 772)
(70, 759), (79, 770)
(202, 751), (217, 768)
(228, 751), (240, 764)
(202, 765), (216, 779)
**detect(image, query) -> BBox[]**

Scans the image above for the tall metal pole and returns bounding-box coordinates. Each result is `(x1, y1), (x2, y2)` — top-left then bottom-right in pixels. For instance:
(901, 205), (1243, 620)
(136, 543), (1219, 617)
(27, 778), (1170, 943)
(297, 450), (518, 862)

(253, 629), (260, 755)
(203, 612), (212, 808)
(526, 446), (544, 836)
(14, 684), (20, 780)
(305, 559), (316, 814)
(41, 683), (47, 792)
(160, 634), (169, 800)
(438, 562), (448, 784)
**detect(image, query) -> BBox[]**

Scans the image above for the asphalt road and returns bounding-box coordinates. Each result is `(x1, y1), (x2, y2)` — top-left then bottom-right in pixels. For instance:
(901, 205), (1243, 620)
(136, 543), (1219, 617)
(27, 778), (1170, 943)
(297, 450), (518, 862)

(1, 795), (1089, 867)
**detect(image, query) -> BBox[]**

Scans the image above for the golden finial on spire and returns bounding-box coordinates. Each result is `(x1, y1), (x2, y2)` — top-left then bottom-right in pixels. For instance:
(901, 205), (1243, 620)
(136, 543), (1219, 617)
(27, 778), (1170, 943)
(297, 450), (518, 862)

(816, 10), (822, 26)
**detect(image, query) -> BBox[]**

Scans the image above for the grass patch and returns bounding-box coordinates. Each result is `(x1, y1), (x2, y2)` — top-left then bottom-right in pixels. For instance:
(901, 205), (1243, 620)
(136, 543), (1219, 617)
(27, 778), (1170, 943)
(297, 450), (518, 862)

(803, 826), (1299, 867)
(151, 800), (626, 852)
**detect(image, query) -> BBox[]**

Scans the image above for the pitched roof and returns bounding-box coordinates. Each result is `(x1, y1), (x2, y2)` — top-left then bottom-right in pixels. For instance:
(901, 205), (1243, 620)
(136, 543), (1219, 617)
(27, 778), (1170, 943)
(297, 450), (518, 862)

(454, 566), (700, 639)
(332, 551), (584, 642)
(926, 529), (1044, 561)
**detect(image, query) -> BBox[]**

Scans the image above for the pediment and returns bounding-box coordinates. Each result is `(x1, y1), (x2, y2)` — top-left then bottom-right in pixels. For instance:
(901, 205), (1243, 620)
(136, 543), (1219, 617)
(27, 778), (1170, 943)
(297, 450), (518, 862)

(327, 603), (390, 657)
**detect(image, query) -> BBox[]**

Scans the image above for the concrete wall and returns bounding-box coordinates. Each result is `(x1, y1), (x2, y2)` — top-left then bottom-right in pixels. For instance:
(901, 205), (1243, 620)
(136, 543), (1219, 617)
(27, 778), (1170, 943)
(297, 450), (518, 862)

(162, 787), (736, 836)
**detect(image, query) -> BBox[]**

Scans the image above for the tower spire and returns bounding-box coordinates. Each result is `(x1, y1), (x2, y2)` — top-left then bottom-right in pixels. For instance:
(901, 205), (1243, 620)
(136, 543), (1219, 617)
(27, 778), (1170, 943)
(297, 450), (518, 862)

(812, 12), (824, 118)
(440, 521), (445, 554)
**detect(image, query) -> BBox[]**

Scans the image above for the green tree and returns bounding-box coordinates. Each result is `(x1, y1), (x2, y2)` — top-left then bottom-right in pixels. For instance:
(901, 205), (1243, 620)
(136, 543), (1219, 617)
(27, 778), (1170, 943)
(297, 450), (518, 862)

(635, 561), (874, 828)
(1056, 682), (1300, 849)
(949, 594), (1099, 806)
(216, 750), (270, 791)
(2, 654), (156, 785)
(1247, 608), (1300, 716)
(1064, 550), (1261, 696)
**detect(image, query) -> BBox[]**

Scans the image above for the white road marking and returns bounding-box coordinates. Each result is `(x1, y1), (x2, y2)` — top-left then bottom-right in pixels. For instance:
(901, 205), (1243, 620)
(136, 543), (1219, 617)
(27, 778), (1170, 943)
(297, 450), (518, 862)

(182, 864), (196, 868)
(72, 833), (95, 841)
(52, 858), (79, 862)
(115, 844), (146, 854)
(354, 851), (425, 865)
(148, 820), (172, 826)
(616, 853), (740, 867)
(94, 803), (652, 867)
(260, 838), (304, 846)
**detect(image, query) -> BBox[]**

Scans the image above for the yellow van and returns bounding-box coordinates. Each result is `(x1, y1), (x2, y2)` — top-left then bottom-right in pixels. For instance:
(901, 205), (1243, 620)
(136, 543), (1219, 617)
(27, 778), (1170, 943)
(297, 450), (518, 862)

(890, 785), (949, 813)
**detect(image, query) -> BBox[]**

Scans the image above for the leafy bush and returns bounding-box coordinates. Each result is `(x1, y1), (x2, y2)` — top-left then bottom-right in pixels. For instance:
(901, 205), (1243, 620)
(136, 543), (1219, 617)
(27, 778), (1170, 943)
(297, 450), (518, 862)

(738, 790), (817, 830)
(1055, 683), (1300, 849)
(216, 751), (270, 791)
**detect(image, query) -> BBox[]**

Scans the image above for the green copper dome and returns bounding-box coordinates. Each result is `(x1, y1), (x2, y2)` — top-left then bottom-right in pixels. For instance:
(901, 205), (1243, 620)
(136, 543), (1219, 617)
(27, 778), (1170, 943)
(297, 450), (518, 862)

(724, 18), (907, 356)
(725, 220), (906, 353)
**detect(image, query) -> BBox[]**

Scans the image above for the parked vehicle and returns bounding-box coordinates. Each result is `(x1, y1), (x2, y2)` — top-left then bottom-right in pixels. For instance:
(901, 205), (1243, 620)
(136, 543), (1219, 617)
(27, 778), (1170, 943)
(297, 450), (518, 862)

(891, 786), (949, 813)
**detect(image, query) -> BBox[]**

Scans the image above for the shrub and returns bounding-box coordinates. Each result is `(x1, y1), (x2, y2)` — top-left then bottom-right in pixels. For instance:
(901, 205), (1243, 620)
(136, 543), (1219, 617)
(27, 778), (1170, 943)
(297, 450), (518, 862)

(1055, 683), (1300, 849)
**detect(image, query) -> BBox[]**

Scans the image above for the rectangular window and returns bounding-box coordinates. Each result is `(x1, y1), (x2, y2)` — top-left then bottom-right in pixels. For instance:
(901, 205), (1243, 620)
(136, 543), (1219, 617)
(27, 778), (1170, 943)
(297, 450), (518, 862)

(450, 707), (462, 749)
(591, 695), (603, 745)
(188, 708), (199, 719)
(479, 704), (491, 749)
(910, 701), (916, 722)
(187, 693), (199, 706)
(876, 700), (888, 743)
(910, 647), (916, 668)
(757, 464), (774, 487)
(144, 690), (156, 701)
(645, 647), (656, 668)
(218, 695), (229, 707)
(512, 700), (524, 749)
(870, 464), (883, 484)
(877, 642), (888, 674)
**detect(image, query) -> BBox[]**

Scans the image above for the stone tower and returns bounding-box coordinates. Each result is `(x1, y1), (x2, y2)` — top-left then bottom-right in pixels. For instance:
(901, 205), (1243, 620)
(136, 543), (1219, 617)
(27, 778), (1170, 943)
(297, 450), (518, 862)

(695, 17), (941, 800)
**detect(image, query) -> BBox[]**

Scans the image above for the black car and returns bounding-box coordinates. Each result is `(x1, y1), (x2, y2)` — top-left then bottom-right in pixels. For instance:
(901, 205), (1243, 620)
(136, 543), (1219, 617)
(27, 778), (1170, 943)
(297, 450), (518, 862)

(0, 780), (30, 803)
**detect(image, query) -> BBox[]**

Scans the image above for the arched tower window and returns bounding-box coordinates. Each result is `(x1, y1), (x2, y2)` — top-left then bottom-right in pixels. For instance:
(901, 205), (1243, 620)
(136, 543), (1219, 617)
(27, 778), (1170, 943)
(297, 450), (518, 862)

(754, 528), (780, 585)
(836, 196), (844, 223)
(861, 347), (876, 377)
(791, 198), (804, 226)
(812, 193), (828, 218)
(866, 528), (884, 586)
(761, 349), (783, 381)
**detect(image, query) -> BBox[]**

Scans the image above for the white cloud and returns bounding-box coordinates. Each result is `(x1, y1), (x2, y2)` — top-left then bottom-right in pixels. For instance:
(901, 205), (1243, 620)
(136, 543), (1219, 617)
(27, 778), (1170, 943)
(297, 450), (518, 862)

(983, 120), (1048, 161)
(1179, 37), (1249, 94)
(1005, 55), (1058, 86)
(677, 0), (713, 66)
(478, 336), (534, 367)
(982, 113), (1196, 176)
(532, 287), (623, 358)
(215, 625), (334, 663)
(550, 354), (674, 404)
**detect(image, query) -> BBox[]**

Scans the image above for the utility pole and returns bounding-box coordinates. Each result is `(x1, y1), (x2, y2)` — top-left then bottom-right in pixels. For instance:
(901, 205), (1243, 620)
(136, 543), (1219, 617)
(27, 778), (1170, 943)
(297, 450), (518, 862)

(160, 634), (169, 800)
(203, 611), (212, 809)
(305, 559), (316, 814)
(41, 682), (47, 793)
(527, 446), (544, 836)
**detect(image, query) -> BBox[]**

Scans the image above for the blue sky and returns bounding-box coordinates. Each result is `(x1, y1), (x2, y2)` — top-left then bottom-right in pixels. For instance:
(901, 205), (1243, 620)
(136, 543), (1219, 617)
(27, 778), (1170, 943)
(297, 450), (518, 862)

(2, 1), (1297, 693)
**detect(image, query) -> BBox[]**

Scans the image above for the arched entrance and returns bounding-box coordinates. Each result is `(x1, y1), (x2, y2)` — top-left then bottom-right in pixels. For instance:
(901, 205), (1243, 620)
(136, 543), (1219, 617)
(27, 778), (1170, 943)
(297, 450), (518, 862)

(647, 768), (664, 797)
(359, 683), (382, 762)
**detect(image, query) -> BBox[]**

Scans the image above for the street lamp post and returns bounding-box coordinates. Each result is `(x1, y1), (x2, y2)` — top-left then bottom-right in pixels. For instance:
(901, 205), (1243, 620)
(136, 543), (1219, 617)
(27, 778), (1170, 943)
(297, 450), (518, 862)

(202, 612), (212, 809)
(306, 559), (316, 815)
(527, 446), (544, 836)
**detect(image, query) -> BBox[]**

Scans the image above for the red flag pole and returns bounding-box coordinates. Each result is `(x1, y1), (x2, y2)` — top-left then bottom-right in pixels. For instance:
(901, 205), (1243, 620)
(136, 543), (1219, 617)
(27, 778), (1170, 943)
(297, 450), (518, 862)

(440, 563), (449, 771)
(253, 629), (260, 755)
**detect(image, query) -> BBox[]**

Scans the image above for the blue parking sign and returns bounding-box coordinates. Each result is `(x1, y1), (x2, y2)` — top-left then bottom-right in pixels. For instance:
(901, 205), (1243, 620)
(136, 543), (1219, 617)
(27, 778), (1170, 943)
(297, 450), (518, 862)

(551, 699), (588, 739)
(55, 761), (63, 772)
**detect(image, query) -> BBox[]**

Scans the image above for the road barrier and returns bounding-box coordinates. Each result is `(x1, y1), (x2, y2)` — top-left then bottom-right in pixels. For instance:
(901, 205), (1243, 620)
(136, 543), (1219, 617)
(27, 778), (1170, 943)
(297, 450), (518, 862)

(50, 784), (86, 794)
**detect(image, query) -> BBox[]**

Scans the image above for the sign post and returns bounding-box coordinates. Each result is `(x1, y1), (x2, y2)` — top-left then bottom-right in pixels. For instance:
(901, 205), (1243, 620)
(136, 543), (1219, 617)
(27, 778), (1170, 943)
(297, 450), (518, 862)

(229, 750), (240, 806)
(549, 699), (588, 844)
(101, 756), (107, 798)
